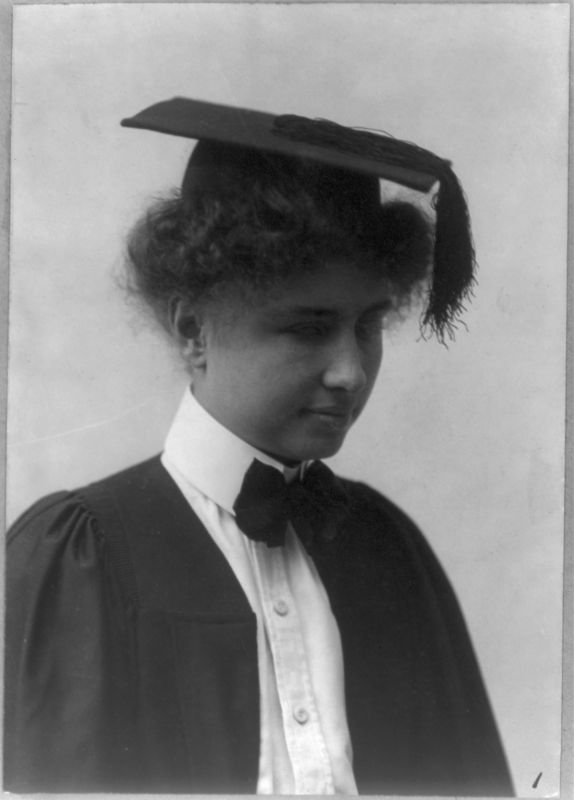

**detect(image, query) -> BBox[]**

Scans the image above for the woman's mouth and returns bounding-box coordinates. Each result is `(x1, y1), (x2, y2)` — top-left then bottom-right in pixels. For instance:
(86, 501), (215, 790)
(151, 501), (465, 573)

(304, 407), (353, 430)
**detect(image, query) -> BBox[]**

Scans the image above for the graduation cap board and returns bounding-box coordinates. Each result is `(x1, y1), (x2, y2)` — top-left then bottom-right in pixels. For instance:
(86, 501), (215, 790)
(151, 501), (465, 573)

(121, 97), (476, 339)
(122, 97), (437, 193)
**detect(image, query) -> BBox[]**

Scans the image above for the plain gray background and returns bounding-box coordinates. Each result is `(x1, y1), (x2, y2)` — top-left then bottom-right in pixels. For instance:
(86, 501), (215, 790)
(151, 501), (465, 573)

(7, 4), (568, 795)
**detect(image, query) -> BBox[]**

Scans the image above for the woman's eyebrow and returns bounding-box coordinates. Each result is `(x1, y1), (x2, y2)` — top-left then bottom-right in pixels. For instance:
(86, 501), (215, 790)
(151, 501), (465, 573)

(278, 307), (339, 319)
(273, 300), (393, 319)
(275, 301), (392, 318)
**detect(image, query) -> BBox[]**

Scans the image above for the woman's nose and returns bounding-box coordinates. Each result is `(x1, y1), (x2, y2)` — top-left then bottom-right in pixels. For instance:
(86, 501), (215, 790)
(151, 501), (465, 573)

(321, 335), (368, 393)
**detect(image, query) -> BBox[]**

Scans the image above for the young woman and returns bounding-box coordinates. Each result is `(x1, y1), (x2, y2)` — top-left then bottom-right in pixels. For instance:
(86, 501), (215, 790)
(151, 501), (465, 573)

(4, 98), (513, 796)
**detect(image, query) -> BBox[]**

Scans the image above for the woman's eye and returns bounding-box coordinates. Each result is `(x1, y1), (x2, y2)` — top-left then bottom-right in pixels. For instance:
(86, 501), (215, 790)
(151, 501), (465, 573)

(286, 323), (329, 339)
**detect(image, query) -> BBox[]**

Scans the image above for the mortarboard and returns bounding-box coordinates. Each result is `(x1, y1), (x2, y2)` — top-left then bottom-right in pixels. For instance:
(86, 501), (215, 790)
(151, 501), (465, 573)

(122, 97), (475, 340)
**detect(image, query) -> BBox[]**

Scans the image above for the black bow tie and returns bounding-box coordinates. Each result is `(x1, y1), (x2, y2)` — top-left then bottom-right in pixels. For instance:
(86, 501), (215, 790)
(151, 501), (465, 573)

(233, 459), (350, 551)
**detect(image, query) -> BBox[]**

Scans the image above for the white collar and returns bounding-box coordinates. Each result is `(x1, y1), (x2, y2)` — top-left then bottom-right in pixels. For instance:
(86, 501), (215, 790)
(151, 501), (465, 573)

(163, 388), (302, 514)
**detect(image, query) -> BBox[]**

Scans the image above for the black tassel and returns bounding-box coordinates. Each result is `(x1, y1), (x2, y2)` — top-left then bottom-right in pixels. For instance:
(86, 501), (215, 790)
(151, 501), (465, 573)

(428, 169), (476, 340)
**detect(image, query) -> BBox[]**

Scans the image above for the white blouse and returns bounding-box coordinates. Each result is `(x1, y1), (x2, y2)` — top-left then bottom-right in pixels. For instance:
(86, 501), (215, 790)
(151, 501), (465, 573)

(161, 389), (357, 795)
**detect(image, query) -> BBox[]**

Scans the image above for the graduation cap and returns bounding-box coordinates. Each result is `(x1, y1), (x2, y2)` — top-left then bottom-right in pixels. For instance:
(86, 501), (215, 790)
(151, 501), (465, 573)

(122, 97), (475, 340)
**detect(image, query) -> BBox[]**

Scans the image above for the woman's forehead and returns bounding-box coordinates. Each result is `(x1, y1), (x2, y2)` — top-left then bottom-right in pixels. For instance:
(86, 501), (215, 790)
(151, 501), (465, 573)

(249, 261), (394, 316)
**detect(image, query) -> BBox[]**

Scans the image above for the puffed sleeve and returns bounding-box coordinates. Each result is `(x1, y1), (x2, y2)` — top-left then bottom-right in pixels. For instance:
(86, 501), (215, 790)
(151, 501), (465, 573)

(4, 492), (138, 792)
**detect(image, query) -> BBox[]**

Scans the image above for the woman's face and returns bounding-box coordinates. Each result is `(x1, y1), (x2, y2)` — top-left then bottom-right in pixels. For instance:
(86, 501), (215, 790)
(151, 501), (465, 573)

(190, 260), (392, 464)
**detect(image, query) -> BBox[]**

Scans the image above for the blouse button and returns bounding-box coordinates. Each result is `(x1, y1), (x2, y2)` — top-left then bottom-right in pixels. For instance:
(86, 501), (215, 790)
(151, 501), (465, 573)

(273, 599), (289, 616)
(293, 706), (309, 725)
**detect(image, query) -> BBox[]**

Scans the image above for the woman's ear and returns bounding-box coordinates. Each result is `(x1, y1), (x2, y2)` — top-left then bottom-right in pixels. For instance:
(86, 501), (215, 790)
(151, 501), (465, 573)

(168, 297), (208, 368)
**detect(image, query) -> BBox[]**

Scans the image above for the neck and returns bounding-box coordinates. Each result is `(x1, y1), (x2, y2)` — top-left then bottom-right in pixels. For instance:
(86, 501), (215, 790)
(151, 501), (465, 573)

(190, 385), (302, 469)
(259, 449), (302, 469)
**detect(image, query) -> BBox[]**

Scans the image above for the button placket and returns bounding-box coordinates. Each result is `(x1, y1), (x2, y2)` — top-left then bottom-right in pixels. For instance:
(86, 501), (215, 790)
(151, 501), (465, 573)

(258, 538), (334, 794)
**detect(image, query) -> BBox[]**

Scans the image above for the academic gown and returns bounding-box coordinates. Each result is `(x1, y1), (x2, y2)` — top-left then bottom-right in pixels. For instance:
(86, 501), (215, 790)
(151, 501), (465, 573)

(4, 456), (514, 795)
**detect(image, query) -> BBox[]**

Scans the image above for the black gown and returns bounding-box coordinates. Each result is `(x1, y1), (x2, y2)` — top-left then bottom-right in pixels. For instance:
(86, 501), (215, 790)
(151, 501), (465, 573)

(4, 456), (514, 795)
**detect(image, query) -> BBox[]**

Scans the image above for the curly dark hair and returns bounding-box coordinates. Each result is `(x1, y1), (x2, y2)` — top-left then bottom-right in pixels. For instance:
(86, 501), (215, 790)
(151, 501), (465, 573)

(125, 149), (433, 332)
